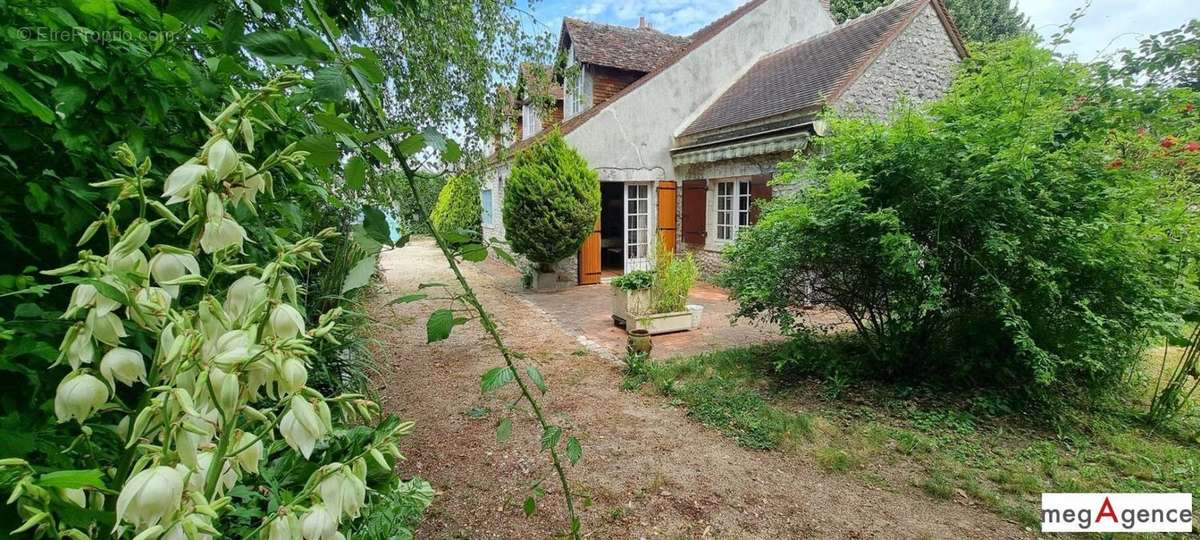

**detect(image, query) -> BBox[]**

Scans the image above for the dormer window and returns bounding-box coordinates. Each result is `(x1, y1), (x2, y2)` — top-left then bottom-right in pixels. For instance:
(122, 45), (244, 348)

(522, 102), (541, 140)
(563, 46), (591, 118)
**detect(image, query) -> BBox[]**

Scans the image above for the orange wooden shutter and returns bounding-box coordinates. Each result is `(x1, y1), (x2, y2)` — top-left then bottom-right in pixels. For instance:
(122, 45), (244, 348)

(577, 216), (601, 285)
(656, 181), (677, 254)
(680, 180), (707, 245)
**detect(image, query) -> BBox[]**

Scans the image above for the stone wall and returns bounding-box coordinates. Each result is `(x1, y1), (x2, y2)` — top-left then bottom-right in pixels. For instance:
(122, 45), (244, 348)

(836, 4), (960, 119)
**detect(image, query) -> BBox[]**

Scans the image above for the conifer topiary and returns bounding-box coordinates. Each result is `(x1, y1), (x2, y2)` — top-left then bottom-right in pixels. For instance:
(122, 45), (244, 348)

(503, 131), (600, 271)
(431, 173), (482, 237)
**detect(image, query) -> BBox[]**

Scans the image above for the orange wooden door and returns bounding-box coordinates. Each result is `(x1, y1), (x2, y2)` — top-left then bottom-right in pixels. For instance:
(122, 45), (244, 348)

(657, 181), (677, 255)
(578, 215), (602, 285)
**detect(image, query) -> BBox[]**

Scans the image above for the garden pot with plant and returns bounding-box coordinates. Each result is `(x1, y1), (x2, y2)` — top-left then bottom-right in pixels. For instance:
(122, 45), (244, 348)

(611, 270), (653, 322)
(611, 244), (701, 335)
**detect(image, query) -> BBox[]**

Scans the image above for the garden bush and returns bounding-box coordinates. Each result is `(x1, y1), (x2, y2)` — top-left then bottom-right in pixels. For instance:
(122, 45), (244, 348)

(650, 243), (698, 314)
(723, 38), (1200, 394)
(503, 131), (600, 271)
(430, 173), (482, 237)
(0, 82), (430, 538)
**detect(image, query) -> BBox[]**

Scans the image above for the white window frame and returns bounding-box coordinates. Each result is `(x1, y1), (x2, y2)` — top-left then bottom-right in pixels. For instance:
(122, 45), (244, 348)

(521, 103), (541, 140)
(714, 180), (751, 243)
(480, 188), (494, 226)
(564, 46), (590, 118)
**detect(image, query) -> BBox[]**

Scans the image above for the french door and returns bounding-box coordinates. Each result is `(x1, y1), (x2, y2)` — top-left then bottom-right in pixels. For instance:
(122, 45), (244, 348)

(624, 182), (652, 273)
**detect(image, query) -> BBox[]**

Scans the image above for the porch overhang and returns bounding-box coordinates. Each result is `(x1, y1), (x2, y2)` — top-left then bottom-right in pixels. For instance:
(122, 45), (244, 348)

(670, 131), (809, 167)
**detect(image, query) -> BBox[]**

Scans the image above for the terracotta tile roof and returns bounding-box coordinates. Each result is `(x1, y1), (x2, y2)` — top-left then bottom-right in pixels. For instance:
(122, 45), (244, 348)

(680, 0), (947, 138)
(562, 18), (690, 73)
(495, 0), (773, 159)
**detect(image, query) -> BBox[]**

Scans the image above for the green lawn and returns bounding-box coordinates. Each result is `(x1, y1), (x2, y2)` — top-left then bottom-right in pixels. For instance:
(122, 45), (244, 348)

(623, 343), (1200, 531)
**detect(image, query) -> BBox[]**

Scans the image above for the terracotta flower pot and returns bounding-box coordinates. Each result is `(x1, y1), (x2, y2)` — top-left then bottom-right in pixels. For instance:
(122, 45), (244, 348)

(627, 329), (653, 356)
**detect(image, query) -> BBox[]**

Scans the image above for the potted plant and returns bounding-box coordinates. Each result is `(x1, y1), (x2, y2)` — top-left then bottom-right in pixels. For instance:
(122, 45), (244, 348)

(611, 244), (701, 335)
(611, 270), (653, 323)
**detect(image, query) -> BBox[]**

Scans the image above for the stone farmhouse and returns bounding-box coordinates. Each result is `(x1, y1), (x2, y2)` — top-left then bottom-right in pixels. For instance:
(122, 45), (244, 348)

(482, 0), (967, 285)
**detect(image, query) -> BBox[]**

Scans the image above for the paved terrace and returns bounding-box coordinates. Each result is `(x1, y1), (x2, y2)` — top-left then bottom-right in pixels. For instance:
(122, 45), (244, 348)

(479, 258), (841, 360)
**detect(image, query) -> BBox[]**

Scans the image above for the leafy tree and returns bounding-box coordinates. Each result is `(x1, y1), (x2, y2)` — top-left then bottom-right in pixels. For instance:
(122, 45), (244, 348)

(723, 38), (1200, 394)
(503, 131), (600, 272)
(1115, 19), (1200, 91)
(828, 0), (1030, 43)
(391, 171), (447, 235)
(431, 173), (483, 236)
(367, 0), (552, 159)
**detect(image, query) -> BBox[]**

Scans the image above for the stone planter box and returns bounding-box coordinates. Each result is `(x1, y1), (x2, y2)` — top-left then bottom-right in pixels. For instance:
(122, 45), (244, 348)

(626, 310), (694, 335)
(612, 288), (700, 335)
(612, 288), (651, 321)
(534, 271), (558, 292)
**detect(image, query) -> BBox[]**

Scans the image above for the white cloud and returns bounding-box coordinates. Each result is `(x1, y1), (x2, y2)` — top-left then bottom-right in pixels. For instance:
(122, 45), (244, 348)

(1014, 0), (1200, 62)
(610, 0), (742, 34)
(573, 0), (609, 18)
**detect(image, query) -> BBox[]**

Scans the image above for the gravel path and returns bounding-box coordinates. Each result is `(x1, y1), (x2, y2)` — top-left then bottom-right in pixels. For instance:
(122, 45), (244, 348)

(369, 238), (1030, 539)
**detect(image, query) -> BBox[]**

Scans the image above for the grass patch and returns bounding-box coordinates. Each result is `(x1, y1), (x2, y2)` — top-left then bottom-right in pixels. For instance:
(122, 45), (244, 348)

(815, 446), (863, 472)
(630, 340), (1200, 530)
(631, 346), (812, 450)
(919, 470), (956, 500)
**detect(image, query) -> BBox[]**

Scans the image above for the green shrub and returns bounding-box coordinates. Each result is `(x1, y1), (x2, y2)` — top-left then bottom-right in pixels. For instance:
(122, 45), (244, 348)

(503, 131), (600, 270)
(612, 270), (653, 290)
(430, 173), (482, 237)
(650, 244), (698, 314)
(723, 38), (1200, 394)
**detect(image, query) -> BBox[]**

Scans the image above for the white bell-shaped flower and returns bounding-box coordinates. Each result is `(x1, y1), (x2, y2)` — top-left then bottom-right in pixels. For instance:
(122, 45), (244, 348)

(115, 465), (184, 528)
(100, 347), (146, 386)
(163, 517), (213, 540)
(234, 431), (263, 475)
(207, 138), (239, 181)
(60, 488), (86, 508)
(108, 249), (149, 280)
(269, 303), (305, 340)
(86, 309), (127, 346)
(207, 368), (240, 414)
(65, 326), (95, 370)
(245, 357), (273, 399)
(54, 371), (109, 423)
(268, 512), (300, 540)
(280, 396), (326, 459)
(230, 163), (264, 206)
(128, 286), (172, 329)
(64, 284), (98, 319)
(200, 216), (247, 254)
(163, 163), (209, 204)
(224, 275), (266, 324)
(176, 410), (216, 469)
(299, 503), (338, 540)
(191, 452), (236, 495)
(149, 252), (200, 298)
(210, 329), (256, 369)
(278, 356), (308, 395)
(318, 465), (366, 520)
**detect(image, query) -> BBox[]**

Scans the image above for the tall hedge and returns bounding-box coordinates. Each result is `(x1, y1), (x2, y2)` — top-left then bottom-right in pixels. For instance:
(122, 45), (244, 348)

(722, 39), (1200, 393)
(503, 131), (600, 270)
(430, 173), (482, 236)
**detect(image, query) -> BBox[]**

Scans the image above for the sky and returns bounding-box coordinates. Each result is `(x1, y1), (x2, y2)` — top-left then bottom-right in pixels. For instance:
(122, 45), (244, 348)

(523, 0), (1198, 62)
